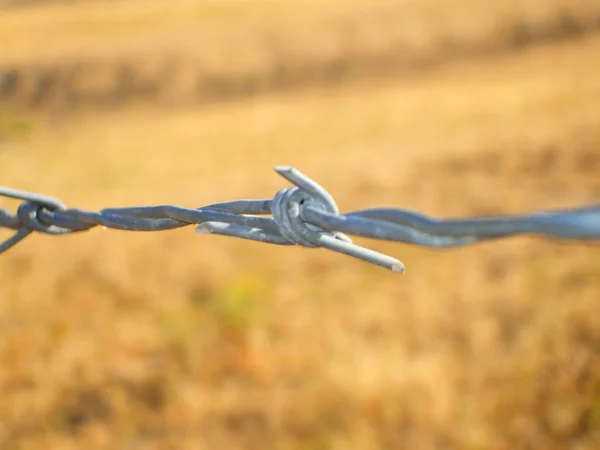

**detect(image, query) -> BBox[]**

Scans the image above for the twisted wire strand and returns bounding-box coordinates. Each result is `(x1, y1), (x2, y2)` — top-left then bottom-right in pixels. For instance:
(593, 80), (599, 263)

(1, 166), (600, 273)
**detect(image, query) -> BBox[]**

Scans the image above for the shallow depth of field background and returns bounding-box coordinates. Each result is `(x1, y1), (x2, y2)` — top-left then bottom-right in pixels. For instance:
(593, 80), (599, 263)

(1, 1), (600, 449)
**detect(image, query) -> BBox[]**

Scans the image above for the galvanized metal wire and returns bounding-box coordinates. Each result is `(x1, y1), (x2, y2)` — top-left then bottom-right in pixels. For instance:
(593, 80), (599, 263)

(1, 165), (600, 273)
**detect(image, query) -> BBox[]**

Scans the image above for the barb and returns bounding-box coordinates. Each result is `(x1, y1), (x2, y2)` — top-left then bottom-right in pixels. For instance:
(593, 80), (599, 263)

(1, 166), (600, 273)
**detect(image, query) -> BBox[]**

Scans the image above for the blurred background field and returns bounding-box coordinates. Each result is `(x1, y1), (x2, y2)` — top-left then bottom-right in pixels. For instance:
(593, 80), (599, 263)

(1, 0), (600, 449)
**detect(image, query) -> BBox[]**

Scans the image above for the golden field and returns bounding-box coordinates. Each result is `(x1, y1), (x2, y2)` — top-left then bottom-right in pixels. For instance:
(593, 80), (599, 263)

(1, 0), (600, 109)
(1, 1), (600, 449)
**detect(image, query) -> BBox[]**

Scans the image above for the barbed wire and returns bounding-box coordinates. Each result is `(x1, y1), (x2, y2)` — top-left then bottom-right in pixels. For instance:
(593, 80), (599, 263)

(1, 165), (600, 273)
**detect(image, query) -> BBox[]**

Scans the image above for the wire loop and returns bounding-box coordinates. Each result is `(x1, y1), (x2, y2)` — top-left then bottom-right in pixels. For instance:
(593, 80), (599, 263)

(0, 186), (71, 253)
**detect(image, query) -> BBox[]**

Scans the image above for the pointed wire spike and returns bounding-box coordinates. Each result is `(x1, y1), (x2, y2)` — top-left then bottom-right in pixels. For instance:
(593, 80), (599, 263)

(0, 227), (32, 254)
(316, 233), (405, 273)
(274, 166), (315, 188)
(274, 165), (294, 173)
(274, 166), (340, 215)
(392, 262), (407, 274)
(274, 166), (310, 188)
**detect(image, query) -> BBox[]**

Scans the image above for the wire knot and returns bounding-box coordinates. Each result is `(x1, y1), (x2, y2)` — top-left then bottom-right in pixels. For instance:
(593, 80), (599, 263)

(272, 183), (351, 248)
(0, 187), (73, 253)
(269, 166), (404, 272)
(16, 201), (70, 235)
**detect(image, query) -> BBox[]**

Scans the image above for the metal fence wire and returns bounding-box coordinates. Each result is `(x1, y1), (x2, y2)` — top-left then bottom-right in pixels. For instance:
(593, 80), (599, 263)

(1, 165), (600, 273)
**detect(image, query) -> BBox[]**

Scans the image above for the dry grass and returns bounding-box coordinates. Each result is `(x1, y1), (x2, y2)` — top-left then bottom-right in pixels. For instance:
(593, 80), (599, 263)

(1, 0), (600, 109)
(1, 0), (598, 62)
(1, 1), (600, 449)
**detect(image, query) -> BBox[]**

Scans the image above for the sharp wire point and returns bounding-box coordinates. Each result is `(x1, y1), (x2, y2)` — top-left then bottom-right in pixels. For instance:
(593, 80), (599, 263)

(392, 263), (407, 274)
